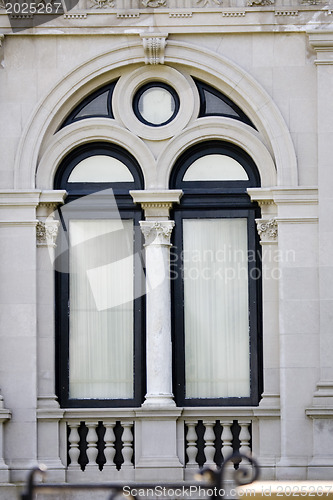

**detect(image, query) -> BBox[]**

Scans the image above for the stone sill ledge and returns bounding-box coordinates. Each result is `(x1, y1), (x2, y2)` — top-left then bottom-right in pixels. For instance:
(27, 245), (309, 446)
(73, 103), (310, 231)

(36, 406), (281, 420)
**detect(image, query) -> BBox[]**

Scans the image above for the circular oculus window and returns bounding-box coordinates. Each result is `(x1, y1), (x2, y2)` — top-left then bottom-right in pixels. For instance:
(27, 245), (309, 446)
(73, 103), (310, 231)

(133, 83), (179, 127)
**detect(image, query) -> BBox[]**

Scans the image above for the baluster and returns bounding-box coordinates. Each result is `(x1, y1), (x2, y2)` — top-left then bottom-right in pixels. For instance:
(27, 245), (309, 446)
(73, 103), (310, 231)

(104, 421), (116, 467)
(203, 420), (216, 467)
(221, 420), (233, 462)
(185, 420), (198, 467)
(122, 421), (134, 467)
(239, 421), (251, 456)
(239, 420), (252, 473)
(68, 422), (80, 468)
(86, 422), (98, 468)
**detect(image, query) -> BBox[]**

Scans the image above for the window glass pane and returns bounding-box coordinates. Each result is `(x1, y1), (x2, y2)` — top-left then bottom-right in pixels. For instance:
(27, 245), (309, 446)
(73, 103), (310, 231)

(138, 87), (175, 125)
(69, 219), (134, 399)
(203, 89), (239, 117)
(183, 154), (249, 181)
(183, 218), (250, 398)
(68, 155), (134, 183)
(75, 90), (109, 118)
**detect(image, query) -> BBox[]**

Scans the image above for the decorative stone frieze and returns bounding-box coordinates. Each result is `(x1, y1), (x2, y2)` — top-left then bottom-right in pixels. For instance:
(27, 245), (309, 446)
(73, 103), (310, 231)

(256, 218), (278, 243)
(89, 0), (114, 8)
(141, 34), (167, 65)
(197, 0), (221, 7)
(140, 220), (174, 246)
(248, 0), (273, 5)
(142, 0), (165, 6)
(36, 220), (60, 247)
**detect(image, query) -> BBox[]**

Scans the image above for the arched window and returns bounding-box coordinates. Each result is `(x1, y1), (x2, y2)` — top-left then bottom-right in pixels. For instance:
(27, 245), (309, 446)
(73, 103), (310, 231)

(54, 142), (145, 408)
(170, 141), (262, 407)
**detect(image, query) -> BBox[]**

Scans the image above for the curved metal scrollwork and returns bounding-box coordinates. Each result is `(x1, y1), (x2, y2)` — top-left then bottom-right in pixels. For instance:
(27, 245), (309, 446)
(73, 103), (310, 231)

(21, 452), (260, 500)
(198, 451), (260, 498)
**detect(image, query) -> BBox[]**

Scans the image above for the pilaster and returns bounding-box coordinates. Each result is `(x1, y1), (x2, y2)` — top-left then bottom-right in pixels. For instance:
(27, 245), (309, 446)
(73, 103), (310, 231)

(0, 396), (11, 483)
(36, 190), (67, 481)
(307, 31), (333, 478)
(248, 188), (280, 478)
(0, 191), (41, 482)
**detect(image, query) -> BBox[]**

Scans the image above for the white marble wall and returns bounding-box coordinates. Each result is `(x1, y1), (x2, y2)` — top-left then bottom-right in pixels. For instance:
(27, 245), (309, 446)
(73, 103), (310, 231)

(0, 15), (332, 497)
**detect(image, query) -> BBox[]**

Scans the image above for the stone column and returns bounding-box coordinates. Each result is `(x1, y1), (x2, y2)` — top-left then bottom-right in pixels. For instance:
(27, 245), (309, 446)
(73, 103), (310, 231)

(130, 190), (183, 481)
(140, 220), (175, 406)
(36, 190), (66, 481)
(306, 31), (333, 479)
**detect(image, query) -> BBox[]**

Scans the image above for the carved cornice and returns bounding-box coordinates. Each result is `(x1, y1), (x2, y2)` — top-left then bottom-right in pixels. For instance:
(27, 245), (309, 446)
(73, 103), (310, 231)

(141, 33), (168, 65)
(130, 190), (183, 219)
(140, 220), (175, 246)
(36, 220), (60, 247)
(256, 218), (278, 243)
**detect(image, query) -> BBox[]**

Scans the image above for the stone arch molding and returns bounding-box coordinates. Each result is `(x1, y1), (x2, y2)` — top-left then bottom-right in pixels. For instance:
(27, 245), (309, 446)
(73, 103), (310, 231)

(157, 118), (276, 189)
(37, 119), (156, 190)
(15, 39), (298, 189)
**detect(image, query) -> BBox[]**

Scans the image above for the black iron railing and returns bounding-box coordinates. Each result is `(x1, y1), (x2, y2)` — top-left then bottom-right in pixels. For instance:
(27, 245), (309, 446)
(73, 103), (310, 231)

(21, 452), (259, 500)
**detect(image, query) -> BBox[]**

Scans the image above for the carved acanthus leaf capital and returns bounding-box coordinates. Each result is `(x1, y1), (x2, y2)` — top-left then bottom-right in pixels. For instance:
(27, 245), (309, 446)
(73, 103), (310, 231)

(141, 33), (168, 64)
(256, 218), (278, 243)
(36, 220), (60, 247)
(140, 220), (175, 246)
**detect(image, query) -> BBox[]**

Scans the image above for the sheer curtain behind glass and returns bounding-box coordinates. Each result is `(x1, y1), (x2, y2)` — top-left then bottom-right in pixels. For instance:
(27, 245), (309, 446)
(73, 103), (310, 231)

(183, 218), (250, 398)
(69, 219), (134, 399)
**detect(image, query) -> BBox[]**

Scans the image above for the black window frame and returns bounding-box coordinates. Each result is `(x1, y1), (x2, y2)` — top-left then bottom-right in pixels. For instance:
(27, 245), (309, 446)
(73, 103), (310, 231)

(59, 82), (117, 130)
(170, 141), (263, 407)
(132, 82), (180, 127)
(54, 142), (145, 408)
(194, 78), (256, 129)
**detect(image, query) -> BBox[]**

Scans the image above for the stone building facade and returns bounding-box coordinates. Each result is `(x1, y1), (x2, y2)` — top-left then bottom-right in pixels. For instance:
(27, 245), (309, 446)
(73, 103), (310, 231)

(0, 2), (333, 497)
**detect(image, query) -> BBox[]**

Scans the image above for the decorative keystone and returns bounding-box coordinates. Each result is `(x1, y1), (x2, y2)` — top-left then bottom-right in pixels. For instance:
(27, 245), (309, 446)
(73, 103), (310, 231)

(141, 33), (168, 65)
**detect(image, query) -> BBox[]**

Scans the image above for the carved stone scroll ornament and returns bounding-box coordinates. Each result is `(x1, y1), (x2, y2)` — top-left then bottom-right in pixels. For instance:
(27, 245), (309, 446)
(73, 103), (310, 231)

(142, 0), (166, 6)
(140, 221), (175, 246)
(36, 220), (60, 247)
(89, 0), (114, 8)
(248, 0), (273, 5)
(141, 34), (167, 64)
(197, 0), (222, 7)
(256, 218), (278, 243)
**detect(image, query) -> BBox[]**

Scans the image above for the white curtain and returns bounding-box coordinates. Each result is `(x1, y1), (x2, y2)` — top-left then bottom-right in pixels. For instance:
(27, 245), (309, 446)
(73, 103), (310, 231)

(183, 218), (250, 398)
(69, 219), (134, 399)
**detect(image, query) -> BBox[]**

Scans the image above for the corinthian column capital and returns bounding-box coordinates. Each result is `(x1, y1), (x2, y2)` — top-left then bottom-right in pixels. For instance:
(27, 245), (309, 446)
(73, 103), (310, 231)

(140, 220), (175, 246)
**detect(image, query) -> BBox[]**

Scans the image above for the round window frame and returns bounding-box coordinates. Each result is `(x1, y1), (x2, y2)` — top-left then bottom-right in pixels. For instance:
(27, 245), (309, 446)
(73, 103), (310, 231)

(112, 66), (198, 141)
(133, 82), (180, 127)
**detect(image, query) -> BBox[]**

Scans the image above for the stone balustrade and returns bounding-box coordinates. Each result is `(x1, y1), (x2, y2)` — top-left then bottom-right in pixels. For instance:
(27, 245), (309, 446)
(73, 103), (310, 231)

(183, 416), (252, 469)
